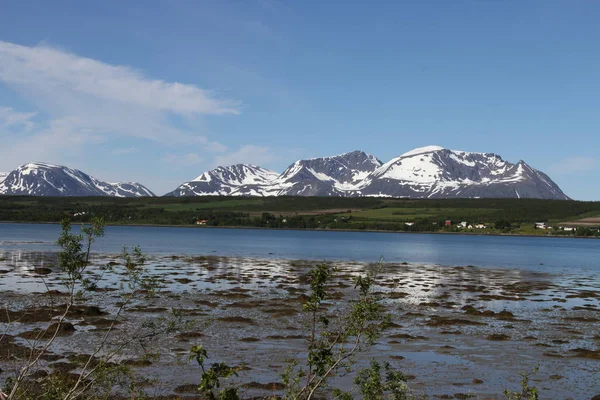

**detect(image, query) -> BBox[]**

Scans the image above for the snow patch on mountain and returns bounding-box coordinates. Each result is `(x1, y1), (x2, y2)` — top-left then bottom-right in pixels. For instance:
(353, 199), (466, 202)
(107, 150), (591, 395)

(400, 145), (445, 158)
(0, 162), (155, 197)
(166, 164), (280, 197)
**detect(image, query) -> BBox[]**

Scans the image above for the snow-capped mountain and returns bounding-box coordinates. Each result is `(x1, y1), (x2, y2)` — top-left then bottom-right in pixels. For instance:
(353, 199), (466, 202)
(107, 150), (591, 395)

(165, 164), (279, 196)
(165, 151), (383, 197)
(355, 146), (568, 199)
(0, 172), (8, 185)
(166, 147), (569, 200)
(0, 162), (155, 197)
(272, 150), (382, 196)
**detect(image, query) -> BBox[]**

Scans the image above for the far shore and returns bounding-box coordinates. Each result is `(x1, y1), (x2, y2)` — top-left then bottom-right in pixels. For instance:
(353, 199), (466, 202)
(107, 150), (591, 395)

(1, 220), (598, 240)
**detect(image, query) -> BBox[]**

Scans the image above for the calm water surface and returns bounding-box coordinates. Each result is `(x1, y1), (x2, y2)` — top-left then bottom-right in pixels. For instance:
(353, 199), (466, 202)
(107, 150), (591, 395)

(1, 223), (599, 275)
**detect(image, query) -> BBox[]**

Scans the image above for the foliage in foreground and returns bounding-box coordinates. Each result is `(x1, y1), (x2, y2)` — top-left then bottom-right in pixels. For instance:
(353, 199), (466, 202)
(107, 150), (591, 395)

(191, 261), (410, 400)
(503, 367), (539, 400)
(1, 218), (181, 400)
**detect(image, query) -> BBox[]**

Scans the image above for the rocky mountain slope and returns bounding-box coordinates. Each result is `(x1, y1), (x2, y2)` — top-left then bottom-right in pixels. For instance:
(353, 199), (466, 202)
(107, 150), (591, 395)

(166, 146), (569, 200)
(167, 164), (279, 197)
(0, 162), (155, 197)
(166, 150), (383, 197)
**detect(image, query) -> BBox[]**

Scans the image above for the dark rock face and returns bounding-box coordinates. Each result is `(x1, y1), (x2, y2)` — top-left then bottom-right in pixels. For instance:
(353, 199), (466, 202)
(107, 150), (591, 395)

(274, 150), (382, 197)
(166, 147), (569, 200)
(0, 162), (154, 197)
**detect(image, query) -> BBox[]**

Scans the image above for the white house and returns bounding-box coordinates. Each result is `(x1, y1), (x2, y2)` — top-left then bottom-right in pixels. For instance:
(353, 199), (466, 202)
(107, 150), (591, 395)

(535, 222), (548, 230)
(475, 224), (487, 229)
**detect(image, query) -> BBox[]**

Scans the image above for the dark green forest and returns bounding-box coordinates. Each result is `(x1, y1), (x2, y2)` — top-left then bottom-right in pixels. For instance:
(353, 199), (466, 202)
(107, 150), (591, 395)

(0, 196), (599, 236)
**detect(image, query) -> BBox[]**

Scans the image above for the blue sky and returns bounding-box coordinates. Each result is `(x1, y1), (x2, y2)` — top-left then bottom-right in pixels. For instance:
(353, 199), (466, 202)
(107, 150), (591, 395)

(0, 1), (599, 199)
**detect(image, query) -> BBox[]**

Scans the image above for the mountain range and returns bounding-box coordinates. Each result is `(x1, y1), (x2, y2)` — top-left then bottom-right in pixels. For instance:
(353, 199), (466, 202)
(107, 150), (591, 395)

(165, 146), (569, 200)
(0, 146), (570, 199)
(0, 162), (155, 197)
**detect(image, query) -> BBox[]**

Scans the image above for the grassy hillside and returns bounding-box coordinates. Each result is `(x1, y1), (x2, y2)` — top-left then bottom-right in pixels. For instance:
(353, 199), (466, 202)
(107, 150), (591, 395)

(0, 196), (599, 236)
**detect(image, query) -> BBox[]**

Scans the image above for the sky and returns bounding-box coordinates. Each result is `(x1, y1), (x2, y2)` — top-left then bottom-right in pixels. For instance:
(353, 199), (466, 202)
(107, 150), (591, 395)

(0, 1), (599, 199)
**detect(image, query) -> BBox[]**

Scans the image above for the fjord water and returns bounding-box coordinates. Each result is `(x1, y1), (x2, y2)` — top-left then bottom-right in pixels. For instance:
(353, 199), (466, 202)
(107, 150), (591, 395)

(1, 223), (599, 274)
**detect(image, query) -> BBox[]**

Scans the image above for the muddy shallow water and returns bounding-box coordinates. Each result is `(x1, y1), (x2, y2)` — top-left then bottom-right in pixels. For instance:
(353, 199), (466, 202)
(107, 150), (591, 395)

(1, 251), (599, 399)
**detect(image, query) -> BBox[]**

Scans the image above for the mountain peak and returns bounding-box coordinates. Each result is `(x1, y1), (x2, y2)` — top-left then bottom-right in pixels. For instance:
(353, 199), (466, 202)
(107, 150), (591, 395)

(400, 145), (445, 158)
(338, 150), (373, 158)
(180, 164), (280, 196)
(17, 161), (61, 173)
(303, 149), (371, 161)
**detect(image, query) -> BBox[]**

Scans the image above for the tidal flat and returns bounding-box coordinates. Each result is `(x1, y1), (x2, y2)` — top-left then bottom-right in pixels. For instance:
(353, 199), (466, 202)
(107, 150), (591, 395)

(1, 251), (599, 399)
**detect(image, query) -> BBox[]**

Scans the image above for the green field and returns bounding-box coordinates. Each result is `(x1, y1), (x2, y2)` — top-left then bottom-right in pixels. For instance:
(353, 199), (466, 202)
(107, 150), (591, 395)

(346, 207), (500, 222)
(0, 196), (599, 236)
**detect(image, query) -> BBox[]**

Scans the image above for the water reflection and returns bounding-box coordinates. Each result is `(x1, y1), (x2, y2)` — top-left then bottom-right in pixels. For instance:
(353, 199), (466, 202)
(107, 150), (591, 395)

(1, 223), (599, 273)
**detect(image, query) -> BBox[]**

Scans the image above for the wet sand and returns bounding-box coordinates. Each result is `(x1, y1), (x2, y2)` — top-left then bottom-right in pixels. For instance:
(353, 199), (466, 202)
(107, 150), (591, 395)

(1, 251), (599, 399)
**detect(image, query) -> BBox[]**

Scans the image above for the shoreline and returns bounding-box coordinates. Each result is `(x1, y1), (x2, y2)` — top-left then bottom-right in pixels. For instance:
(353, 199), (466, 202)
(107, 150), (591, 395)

(0, 220), (597, 240)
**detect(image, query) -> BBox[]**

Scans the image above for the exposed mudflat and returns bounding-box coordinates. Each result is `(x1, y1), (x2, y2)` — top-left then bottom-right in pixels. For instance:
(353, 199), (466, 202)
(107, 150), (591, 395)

(1, 251), (599, 399)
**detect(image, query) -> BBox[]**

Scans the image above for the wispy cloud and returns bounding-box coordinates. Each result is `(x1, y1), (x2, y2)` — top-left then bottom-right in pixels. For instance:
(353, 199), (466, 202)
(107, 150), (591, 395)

(548, 156), (598, 175)
(111, 146), (139, 155)
(0, 41), (240, 116)
(0, 106), (36, 131)
(0, 40), (239, 172)
(214, 145), (279, 168)
(161, 152), (204, 169)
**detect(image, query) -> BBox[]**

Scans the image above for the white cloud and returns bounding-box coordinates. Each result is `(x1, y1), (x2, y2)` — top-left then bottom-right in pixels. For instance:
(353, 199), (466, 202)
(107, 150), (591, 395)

(111, 146), (139, 155)
(214, 145), (278, 167)
(0, 41), (240, 116)
(161, 152), (204, 168)
(0, 40), (239, 173)
(0, 106), (36, 131)
(548, 156), (598, 175)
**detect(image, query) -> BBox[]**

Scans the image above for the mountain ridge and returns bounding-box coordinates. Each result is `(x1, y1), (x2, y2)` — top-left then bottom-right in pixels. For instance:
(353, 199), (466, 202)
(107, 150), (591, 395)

(0, 146), (571, 199)
(0, 162), (155, 197)
(166, 146), (570, 200)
